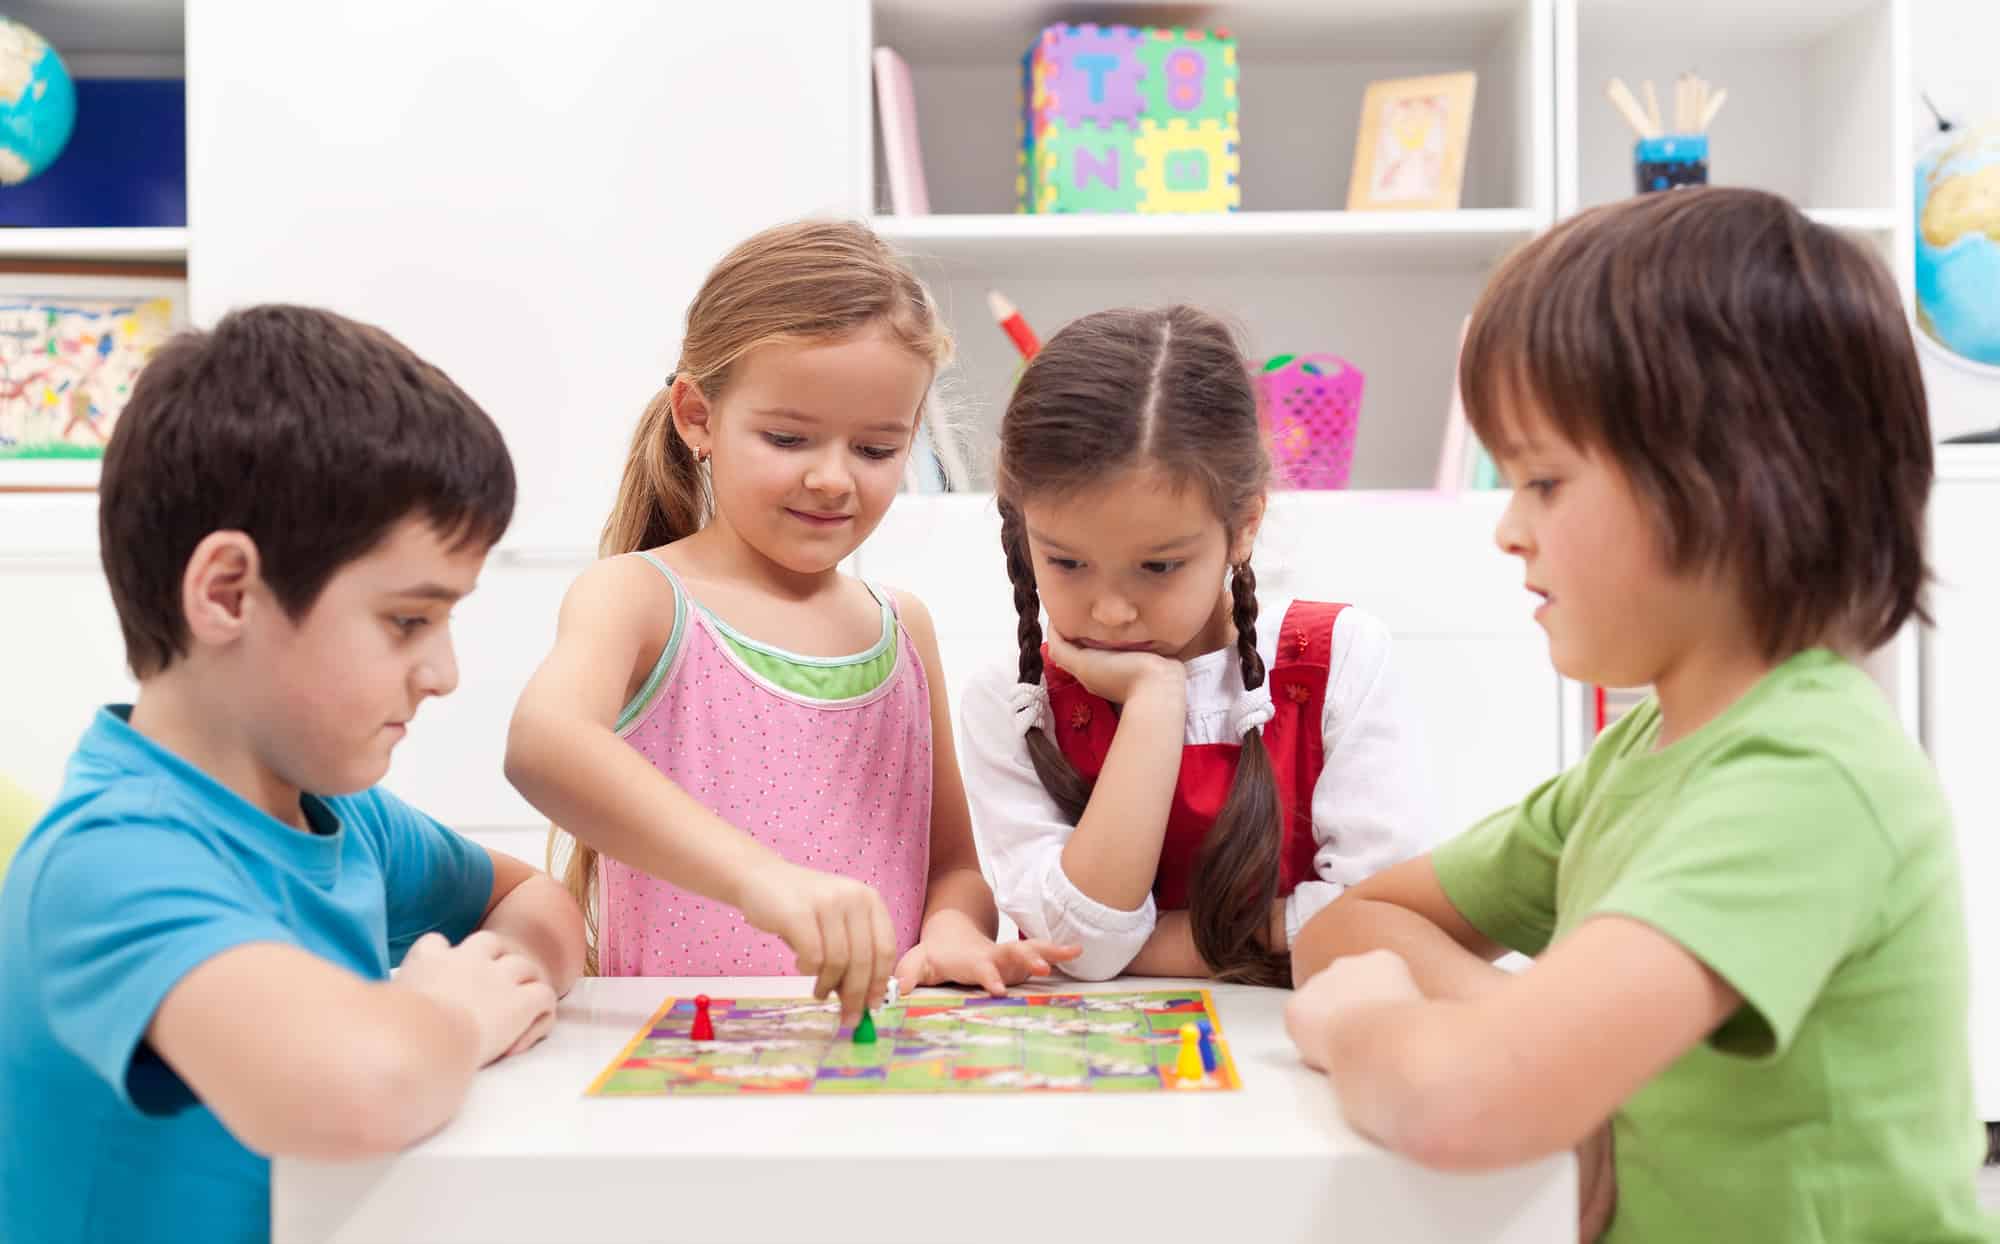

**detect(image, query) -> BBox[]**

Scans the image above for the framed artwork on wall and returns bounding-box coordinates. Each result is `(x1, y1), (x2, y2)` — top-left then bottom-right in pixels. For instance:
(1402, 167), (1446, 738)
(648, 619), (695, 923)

(1347, 72), (1478, 212)
(0, 264), (187, 492)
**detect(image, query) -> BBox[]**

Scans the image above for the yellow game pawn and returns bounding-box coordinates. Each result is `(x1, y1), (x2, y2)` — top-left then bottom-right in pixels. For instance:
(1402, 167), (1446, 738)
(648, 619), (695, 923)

(1175, 1023), (1205, 1084)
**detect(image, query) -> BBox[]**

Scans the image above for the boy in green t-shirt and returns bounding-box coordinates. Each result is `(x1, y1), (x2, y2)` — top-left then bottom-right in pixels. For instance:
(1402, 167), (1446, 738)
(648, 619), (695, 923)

(1284, 187), (1994, 1243)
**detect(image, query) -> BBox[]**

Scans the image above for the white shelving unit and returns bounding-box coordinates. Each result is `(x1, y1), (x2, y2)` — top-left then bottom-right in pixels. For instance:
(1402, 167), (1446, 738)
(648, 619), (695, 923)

(0, 1), (187, 257)
(0, 227), (187, 263)
(871, 209), (1545, 271)
(869, 0), (1553, 491)
(1553, 0), (1917, 762)
(1558, 0), (1912, 290)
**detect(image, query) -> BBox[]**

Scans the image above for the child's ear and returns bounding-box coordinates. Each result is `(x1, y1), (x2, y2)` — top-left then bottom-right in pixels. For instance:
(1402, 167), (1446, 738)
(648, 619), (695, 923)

(1230, 495), (1268, 565)
(669, 375), (715, 460)
(181, 531), (263, 649)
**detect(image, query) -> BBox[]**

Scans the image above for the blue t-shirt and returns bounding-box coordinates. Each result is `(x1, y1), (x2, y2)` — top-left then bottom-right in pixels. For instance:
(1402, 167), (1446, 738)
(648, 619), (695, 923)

(0, 706), (494, 1244)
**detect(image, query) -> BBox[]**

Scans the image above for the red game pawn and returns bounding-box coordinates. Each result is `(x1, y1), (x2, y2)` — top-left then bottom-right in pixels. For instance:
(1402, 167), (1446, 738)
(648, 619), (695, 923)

(690, 994), (714, 1042)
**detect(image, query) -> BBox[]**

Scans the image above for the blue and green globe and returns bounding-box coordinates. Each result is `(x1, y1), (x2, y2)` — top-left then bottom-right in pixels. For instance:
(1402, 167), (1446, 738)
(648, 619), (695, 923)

(0, 18), (75, 186)
(1916, 122), (2000, 367)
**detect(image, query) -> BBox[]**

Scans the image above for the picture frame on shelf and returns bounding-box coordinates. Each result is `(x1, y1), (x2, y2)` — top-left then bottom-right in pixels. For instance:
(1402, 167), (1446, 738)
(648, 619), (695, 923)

(1347, 72), (1478, 212)
(0, 264), (187, 492)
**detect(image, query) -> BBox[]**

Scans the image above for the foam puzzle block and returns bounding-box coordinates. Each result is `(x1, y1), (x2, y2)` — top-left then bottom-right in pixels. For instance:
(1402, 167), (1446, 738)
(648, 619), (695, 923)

(1017, 25), (1239, 214)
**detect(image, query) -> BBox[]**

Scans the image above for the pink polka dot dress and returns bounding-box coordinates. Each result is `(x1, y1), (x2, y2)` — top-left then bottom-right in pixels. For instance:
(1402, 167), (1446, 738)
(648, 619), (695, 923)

(596, 554), (932, 976)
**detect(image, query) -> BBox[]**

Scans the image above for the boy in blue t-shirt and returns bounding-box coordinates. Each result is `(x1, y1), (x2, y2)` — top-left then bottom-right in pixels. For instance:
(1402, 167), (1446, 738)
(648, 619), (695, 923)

(0, 305), (588, 1244)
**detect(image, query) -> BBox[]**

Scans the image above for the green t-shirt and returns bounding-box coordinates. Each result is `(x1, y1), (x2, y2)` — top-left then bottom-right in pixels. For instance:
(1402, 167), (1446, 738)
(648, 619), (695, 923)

(1435, 649), (1994, 1244)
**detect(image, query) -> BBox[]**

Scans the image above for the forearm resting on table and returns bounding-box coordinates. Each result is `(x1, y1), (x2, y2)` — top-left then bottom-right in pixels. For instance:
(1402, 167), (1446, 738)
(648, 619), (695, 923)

(1125, 910), (1206, 977)
(480, 873), (587, 995)
(1293, 897), (1508, 1000)
(1126, 899), (1291, 977)
(148, 945), (481, 1161)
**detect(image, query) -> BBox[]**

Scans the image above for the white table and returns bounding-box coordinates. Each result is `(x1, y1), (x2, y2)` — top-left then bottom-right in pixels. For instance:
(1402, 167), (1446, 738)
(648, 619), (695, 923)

(274, 977), (1575, 1243)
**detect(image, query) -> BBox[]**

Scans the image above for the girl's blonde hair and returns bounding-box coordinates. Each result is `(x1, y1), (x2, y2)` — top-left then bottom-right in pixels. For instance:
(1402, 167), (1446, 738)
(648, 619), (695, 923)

(553, 219), (952, 968)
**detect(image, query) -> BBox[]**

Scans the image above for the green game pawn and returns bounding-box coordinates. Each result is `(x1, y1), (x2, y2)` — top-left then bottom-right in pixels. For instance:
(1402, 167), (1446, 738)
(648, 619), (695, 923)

(853, 1008), (877, 1045)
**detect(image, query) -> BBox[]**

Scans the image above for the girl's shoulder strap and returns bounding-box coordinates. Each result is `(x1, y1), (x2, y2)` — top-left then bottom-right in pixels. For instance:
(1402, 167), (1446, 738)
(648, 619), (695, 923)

(862, 579), (901, 620)
(1273, 599), (1349, 674)
(612, 551), (691, 733)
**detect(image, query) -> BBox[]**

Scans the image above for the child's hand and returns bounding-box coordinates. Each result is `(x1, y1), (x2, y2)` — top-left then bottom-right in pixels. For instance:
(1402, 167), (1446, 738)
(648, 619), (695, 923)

(893, 925), (1083, 995)
(1045, 630), (1187, 706)
(1284, 949), (1423, 1071)
(395, 930), (558, 1067)
(738, 861), (895, 1026)
(1577, 1122), (1619, 1242)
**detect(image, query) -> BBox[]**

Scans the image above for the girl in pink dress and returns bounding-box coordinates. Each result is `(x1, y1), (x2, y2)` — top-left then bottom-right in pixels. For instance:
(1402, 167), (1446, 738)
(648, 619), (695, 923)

(506, 221), (1075, 1022)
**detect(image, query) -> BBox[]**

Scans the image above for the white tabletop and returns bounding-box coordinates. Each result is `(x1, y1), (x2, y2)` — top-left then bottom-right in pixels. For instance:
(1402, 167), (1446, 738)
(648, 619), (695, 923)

(274, 977), (1575, 1243)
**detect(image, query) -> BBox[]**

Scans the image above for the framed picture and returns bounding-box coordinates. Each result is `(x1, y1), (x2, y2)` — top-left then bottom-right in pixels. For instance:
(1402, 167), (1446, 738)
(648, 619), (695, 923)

(1347, 72), (1478, 212)
(0, 266), (189, 492)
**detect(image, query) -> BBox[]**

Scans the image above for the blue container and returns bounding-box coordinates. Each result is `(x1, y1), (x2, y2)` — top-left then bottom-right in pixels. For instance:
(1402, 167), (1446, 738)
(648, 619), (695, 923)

(1635, 134), (1709, 194)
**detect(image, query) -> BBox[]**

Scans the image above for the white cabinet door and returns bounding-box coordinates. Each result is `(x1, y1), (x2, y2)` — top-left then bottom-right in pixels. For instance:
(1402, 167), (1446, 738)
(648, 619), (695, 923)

(185, 0), (869, 552)
(1927, 470), (2000, 1119)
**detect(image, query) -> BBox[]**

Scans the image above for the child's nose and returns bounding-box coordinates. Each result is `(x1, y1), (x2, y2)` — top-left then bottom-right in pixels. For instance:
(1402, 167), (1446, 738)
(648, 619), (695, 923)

(415, 635), (460, 698)
(803, 450), (853, 496)
(1090, 593), (1138, 627)
(1494, 496), (1532, 558)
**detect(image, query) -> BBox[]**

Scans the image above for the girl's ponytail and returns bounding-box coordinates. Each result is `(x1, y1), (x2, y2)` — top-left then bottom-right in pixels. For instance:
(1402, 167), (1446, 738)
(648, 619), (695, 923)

(599, 379), (711, 558)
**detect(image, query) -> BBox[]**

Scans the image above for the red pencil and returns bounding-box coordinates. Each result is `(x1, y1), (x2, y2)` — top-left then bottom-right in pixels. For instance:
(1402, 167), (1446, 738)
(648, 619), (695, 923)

(988, 289), (1040, 358)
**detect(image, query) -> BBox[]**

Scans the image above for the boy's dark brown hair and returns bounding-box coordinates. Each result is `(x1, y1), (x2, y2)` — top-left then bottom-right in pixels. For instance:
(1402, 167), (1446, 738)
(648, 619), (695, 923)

(1460, 186), (1932, 659)
(100, 304), (515, 678)
(997, 304), (1290, 987)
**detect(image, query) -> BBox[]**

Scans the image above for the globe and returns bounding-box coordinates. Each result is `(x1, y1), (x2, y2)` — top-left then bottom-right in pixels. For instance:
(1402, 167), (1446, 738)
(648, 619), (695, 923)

(1916, 121), (2000, 367)
(0, 18), (75, 186)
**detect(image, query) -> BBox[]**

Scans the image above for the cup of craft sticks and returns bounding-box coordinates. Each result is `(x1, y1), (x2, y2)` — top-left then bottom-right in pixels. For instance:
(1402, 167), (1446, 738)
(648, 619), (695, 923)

(1605, 74), (1727, 194)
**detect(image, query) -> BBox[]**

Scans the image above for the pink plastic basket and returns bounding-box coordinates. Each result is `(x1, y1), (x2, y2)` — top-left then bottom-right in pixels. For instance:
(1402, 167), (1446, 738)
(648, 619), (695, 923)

(1257, 352), (1364, 490)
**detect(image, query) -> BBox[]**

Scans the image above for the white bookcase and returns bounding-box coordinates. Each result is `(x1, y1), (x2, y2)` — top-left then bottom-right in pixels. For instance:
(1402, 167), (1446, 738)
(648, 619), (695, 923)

(1559, 0), (1909, 288)
(1551, 0), (1918, 759)
(870, 0), (1553, 492)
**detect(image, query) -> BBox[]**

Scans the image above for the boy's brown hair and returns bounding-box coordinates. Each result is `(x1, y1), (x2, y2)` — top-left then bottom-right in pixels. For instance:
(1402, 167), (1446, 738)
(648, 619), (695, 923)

(100, 304), (515, 678)
(1460, 186), (1932, 659)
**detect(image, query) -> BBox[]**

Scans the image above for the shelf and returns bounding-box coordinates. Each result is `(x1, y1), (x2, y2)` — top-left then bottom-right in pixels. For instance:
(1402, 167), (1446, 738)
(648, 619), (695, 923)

(1566, 0), (1881, 48)
(0, 228), (187, 264)
(873, 209), (1544, 273)
(5, 0), (184, 57)
(874, 0), (1529, 61)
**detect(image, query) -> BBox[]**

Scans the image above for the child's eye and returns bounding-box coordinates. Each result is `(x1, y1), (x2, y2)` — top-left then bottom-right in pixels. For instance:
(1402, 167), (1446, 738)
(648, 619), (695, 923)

(389, 616), (429, 635)
(1140, 560), (1185, 576)
(1047, 557), (1083, 572)
(764, 432), (806, 449)
(1526, 479), (1560, 497)
(857, 444), (900, 461)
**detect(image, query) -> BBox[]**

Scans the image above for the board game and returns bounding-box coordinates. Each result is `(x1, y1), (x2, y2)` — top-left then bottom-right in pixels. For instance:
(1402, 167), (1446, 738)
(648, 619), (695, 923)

(586, 990), (1241, 1096)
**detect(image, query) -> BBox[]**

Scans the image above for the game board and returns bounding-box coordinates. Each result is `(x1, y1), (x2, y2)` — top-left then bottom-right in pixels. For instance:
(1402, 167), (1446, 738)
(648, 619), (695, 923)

(586, 990), (1241, 1096)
